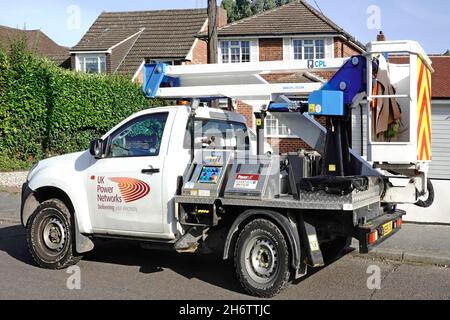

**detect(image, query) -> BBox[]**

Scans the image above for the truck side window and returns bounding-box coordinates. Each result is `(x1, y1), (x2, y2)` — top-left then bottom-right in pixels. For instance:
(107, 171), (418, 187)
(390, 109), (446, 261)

(108, 112), (169, 158)
(184, 118), (249, 150)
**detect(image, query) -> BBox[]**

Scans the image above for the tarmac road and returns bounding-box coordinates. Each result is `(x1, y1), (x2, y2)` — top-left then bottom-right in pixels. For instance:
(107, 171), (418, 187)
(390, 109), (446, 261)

(0, 221), (449, 300)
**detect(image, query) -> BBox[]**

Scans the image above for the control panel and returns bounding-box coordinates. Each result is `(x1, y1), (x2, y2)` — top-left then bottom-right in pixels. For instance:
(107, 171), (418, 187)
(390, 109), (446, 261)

(182, 150), (233, 198)
(224, 155), (280, 200)
(198, 167), (222, 184)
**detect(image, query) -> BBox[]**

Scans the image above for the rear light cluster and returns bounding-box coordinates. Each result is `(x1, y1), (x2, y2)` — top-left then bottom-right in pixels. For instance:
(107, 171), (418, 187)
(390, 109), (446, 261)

(394, 218), (403, 228)
(368, 218), (403, 246)
(369, 230), (378, 245)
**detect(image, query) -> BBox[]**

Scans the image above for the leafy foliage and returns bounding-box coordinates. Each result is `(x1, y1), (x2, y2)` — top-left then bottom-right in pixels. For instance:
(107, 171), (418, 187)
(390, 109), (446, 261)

(222, 0), (293, 22)
(0, 40), (161, 170)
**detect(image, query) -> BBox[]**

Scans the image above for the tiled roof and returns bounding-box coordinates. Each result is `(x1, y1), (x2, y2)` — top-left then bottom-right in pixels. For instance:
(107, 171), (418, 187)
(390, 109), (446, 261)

(391, 56), (450, 99)
(72, 9), (208, 75)
(429, 56), (450, 99)
(217, 0), (364, 50)
(0, 26), (70, 67)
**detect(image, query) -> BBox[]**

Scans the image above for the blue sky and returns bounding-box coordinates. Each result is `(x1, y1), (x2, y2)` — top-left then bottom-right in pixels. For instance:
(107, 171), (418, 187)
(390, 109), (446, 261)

(0, 0), (448, 54)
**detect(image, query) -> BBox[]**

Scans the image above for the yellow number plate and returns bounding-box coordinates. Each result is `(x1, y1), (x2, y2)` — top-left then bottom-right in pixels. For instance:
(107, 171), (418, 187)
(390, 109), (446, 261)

(383, 222), (393, 236)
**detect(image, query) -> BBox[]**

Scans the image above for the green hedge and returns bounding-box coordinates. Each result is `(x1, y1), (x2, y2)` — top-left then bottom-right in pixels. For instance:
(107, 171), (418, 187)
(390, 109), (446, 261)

(0, 40), (161, 169)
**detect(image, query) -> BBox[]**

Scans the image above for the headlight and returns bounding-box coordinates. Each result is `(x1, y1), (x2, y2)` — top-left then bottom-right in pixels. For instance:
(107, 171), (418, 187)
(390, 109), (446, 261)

(27, 162), (40, 181)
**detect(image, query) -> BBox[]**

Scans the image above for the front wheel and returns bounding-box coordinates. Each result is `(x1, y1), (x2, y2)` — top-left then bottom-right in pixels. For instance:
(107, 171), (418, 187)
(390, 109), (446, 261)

(27, 199), (82, 269)
(234, 218), (291, 298)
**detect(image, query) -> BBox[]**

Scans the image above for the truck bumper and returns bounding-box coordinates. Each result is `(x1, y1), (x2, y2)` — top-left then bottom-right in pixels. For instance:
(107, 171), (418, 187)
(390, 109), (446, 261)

(356, 209), (406, 254)
(20, 182), (33, 227)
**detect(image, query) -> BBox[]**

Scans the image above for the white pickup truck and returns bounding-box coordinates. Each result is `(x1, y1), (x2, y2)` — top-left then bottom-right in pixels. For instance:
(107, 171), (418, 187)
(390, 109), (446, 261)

(21, 103), (405, 298)
(23, 40), (433, 297)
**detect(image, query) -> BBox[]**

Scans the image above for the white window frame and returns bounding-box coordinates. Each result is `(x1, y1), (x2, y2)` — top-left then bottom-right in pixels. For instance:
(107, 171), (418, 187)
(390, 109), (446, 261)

(219, 40), (252, 64)
(148, 60), (176, 66)
(292, 38), (326, 60)
(76, 54), (107, 73)
(264, 113), (295, 138)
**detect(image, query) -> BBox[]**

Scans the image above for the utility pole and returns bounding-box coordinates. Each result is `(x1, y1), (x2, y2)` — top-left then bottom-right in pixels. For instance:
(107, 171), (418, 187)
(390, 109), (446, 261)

(207, 0), (218, 64)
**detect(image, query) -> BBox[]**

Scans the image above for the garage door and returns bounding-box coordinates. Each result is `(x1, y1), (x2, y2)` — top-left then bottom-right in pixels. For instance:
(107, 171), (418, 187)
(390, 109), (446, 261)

(429, 104), (450, 180)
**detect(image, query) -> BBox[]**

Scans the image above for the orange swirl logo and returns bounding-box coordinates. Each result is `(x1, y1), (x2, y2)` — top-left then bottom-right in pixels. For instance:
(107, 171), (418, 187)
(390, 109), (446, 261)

(109, 177), (150, 203)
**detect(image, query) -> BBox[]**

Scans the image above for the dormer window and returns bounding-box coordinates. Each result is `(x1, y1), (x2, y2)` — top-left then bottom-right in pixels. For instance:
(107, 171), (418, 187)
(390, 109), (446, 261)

(75, 54), (106, 73)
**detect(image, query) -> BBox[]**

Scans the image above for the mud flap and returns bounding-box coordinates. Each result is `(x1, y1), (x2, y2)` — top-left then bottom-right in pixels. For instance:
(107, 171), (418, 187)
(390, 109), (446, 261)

(297, 215), (325, 267)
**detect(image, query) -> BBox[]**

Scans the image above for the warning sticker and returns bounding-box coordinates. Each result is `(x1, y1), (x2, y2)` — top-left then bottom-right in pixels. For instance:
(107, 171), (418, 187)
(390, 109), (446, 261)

(233, 174), (259, 190)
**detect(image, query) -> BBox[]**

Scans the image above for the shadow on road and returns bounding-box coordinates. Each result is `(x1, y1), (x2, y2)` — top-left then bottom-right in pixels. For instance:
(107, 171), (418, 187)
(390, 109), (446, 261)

(0, 225), (35, 266)
(0, 224), (243, 294)
(84, 239), (244, 294)
(0, 223), (356, 296)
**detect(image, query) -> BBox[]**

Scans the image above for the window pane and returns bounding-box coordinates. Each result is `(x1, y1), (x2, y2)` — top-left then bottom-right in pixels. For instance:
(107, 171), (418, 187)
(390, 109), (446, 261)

(304, 46), (314, 59)
(85, 57), (99, 73)
(315, 40), (325, 59)
(110, 113), (169, 158)
(231, 41), (240, 47)
(220, 41), (229, 63)
(304, 40), (314, 46)
(241, 41), (250, 63)
(293, 40), (302, 60)
(99, 56), (106, 73)
(231, 47), (240, 63)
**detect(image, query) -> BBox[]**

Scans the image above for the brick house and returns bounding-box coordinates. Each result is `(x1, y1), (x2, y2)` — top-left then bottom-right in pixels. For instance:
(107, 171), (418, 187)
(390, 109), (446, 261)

(0, 25), (70, 68)
(70, 8), (227, 82)
(214, 0), (365, 154)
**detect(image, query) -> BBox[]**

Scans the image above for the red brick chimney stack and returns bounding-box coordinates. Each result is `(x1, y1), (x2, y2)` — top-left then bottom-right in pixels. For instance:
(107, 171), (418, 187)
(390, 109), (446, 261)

(377, 31), (386, 41)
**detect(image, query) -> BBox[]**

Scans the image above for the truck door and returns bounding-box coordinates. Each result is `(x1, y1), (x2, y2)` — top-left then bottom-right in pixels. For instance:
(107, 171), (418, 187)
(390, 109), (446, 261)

(87, 111), (172, 235)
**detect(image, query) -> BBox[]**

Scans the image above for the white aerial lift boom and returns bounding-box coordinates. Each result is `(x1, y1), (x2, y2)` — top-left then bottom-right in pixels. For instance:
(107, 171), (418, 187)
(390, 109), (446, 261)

(143, 40), (434, 208)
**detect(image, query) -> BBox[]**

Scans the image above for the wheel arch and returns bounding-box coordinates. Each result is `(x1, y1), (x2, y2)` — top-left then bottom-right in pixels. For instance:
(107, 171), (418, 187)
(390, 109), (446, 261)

(22, 185), (94, 254)
(223, 209), (302, 271)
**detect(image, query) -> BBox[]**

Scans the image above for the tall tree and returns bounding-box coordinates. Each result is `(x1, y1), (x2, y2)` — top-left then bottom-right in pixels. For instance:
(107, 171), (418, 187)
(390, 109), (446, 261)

(222, 0), (293, 23)
(235, 0), (253, 21)
(264, 0), (277, 11)
(221, 0), (238, 22)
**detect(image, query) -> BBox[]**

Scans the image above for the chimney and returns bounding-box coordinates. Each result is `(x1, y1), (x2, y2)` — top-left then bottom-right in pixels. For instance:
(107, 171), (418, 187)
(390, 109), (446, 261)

(377, 31), (386, 41)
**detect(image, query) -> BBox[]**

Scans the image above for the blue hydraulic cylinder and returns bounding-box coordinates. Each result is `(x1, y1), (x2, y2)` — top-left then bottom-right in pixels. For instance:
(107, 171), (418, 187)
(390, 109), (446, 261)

(143, 63), (180, 98)
(308, 56), (367, 117)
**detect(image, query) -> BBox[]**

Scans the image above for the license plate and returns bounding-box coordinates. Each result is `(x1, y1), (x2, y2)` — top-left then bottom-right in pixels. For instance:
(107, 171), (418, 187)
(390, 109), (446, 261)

(382, 222), (393, 236)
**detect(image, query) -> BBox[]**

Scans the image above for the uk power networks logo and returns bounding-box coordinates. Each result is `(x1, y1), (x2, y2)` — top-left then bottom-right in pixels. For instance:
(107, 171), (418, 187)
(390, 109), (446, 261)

(109, 177), (150, 203)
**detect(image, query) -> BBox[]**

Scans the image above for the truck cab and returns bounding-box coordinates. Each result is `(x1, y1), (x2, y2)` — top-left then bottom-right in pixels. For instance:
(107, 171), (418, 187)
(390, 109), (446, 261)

(22, 105), (249, 257)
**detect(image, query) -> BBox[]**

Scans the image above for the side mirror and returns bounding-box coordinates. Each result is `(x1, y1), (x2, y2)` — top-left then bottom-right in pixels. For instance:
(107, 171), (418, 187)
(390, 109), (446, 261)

(89, 139), (105, 159)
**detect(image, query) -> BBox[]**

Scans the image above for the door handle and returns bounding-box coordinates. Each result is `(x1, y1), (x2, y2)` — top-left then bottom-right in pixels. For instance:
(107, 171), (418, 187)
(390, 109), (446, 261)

(142, 168), (160, 174)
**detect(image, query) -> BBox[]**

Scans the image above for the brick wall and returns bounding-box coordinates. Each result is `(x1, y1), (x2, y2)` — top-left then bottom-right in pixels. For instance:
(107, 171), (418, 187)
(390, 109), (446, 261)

(334, 37), (362, 58)
(186, 39), (208, 65)
(236, 101), (254, 129)
(267, 138), (312, 154)
(70, 53), (76, 70)
(259, 38), (283, 61)
(218, 8), (228, 27)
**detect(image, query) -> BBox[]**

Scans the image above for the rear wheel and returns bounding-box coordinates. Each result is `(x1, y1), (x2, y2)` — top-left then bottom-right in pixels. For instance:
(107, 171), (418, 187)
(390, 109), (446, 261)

(27, 199), (82, 269)
(234, 219), (291, 298)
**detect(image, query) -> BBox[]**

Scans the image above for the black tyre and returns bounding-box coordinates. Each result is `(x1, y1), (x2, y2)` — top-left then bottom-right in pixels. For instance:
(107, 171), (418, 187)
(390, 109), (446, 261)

(415, 178), (434, 208)
(27, 199), (82, 269)
(234, 218), (291, 298)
